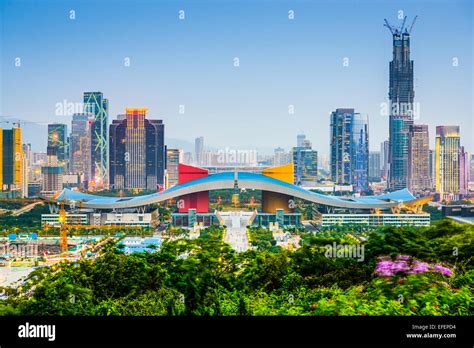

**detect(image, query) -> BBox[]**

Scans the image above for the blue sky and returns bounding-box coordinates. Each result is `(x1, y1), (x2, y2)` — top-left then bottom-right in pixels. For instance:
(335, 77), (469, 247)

(0, 0), (472, 155)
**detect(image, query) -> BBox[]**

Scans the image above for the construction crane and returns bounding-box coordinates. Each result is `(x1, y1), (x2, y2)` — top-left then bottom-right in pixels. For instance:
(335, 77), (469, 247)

(50, 193), (146, 256)
(408, 15), (418, 34)
(58, 200), (68, 254)
(0, 117), (49, 128)
(0, 192), (138, 256)
(384, 15), (418, 36)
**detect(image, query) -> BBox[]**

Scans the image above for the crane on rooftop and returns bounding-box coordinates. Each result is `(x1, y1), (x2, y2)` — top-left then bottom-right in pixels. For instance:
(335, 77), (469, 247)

(384, 15), (418, 36)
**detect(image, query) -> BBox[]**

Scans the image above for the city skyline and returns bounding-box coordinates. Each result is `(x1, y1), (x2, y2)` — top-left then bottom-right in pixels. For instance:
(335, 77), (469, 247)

(0, 0), (473, 332)
(0, 0), (472, 156)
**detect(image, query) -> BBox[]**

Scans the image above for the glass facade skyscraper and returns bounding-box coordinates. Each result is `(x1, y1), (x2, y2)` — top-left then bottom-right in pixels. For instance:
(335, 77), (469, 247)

(389, 115), (413, 190)
(435, 126), (460, 195)
(83, 91), (109, 188)
(70, 113), (91, 181)
(47, 123), (68, 164)
(330, 108), (369, 192)
(330, 109), (353, 186)
(407, 124), (430, 192)
(388, 29), (415, 114)
(292, 140), (318, 185)
(352, 113), (369, 192)
(109, 108), (165, 190)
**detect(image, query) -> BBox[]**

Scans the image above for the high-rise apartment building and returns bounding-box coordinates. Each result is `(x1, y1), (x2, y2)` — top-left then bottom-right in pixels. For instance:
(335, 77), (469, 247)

(435, 126), (460, 195)
(83, 91), (108, 188)
(330, 108), (369, 192)
(21, 151), (28, 198)
(166, 148), (182, 188)
(407, 124), (430, 192)
(195, 137), (204, 166)
(369, 151), (381, 182)
(274, 147), (292, 167)
(109, 108), (165, 190)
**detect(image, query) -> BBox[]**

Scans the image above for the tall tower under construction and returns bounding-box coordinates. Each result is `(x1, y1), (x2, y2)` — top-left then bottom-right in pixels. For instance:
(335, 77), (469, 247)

(384, 15), (417, 191)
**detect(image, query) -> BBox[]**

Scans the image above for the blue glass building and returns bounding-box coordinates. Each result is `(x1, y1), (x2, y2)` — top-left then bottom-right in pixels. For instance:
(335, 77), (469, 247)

(83, 92), (109, 188)
(47, 123), (68, 163)
(330, 109), (369, 192)
(352, 113), (369, 192)
(292, 140), (318, 185)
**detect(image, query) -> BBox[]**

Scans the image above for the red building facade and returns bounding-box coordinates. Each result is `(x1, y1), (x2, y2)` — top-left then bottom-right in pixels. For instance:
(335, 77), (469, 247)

(177, 164), (209, 213)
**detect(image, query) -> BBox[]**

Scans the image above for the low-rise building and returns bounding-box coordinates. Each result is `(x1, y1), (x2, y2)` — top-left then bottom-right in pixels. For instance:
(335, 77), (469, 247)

(321, 213), (430, 227)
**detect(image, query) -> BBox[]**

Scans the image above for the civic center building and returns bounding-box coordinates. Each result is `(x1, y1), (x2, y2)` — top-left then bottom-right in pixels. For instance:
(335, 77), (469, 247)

(44, 163), (431, 228)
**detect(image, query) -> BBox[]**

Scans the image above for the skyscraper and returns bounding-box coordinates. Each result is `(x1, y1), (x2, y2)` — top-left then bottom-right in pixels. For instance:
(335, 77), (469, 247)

(195, 137), (204, 166)
(330, 108), (369, 191)
(1, 127), (23, 191)
(292, 140), (318, 185)
(20, 149), (28, 198)
(47, 123), (68, 164)
(407, 124), (430, 192)
(41, 146), (63, 194)
(83, 91), (108, 188)
(109, 108), (165, 190)
(22, 143), (31, 197)
(166, 148), (182, 188)
(385, 17), (416, 191)
(331, 109), (353, 186)
(369, 151), (381, 182)
(389, 115), (413, 190)
(352, 113), (369, 192)
(435, 126), (460, 196)
(428, 149), (436, 189)
(22, 143), (32, 169)
(70, 113), (91, 181)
